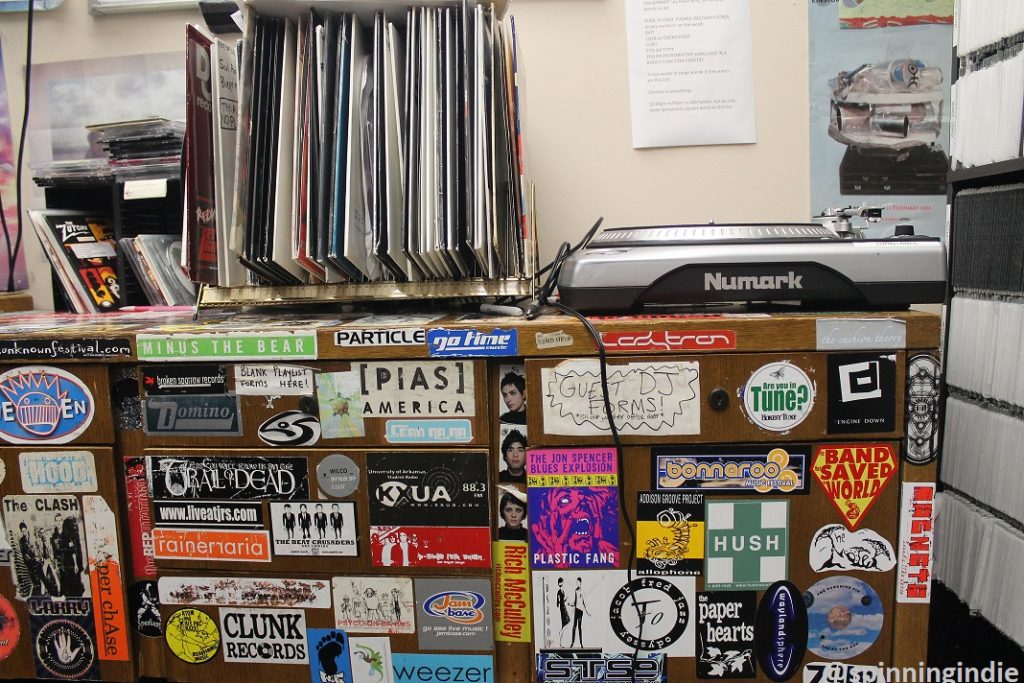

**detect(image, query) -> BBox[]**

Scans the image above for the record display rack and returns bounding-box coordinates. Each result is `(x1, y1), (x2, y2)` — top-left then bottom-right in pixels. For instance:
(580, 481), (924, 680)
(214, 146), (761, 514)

(195, 275), (535, 308)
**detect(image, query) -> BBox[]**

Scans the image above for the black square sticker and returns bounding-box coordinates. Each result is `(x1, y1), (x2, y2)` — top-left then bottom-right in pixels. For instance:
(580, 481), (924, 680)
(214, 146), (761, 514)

(827, 353), (897, 434)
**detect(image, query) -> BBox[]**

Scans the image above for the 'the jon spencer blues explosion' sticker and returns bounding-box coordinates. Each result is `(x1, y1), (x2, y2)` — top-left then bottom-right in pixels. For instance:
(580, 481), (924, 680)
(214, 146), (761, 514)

(0, 366), (94, 444)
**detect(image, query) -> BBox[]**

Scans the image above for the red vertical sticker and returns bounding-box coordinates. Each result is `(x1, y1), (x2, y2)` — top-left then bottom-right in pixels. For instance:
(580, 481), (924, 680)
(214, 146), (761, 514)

(124, 456), (156, 578)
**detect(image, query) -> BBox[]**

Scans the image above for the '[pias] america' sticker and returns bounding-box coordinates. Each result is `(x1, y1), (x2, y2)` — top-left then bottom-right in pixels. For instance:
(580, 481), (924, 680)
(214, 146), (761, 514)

(742, 362), (814, 432)
(0, 366), (94, 444)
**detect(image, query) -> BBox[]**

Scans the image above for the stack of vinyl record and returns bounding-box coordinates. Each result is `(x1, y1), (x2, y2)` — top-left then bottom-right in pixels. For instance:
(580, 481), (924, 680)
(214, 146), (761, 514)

(119, 234), (196, 306)
(89, 117), (185, 178)
(183, 0), (533, 293)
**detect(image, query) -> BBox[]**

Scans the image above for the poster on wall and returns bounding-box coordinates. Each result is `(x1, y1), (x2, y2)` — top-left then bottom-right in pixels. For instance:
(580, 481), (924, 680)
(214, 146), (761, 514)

(0, 40), (27, 290)
(808, 0), (953, 239)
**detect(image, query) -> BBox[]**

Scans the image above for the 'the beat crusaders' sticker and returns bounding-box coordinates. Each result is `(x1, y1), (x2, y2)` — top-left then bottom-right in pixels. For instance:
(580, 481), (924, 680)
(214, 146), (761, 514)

(741, 362), (814, 432)
(810, 444), (897, 530)
(0, 366), (94, 444)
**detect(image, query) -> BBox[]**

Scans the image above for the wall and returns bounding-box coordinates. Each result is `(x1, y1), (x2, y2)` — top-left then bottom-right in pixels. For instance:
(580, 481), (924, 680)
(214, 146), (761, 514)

(0, 0), (810, 310)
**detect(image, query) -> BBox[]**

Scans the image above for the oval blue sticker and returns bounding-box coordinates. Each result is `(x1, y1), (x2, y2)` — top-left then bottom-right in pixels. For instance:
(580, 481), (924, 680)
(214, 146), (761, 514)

(0, 366), (94, 444)
(755, 580), (808, 682)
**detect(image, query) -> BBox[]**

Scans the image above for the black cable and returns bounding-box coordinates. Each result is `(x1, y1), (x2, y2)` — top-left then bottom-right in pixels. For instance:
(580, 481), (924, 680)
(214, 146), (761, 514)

(3, 0), (35, 292)
(547, 299), (645, 680)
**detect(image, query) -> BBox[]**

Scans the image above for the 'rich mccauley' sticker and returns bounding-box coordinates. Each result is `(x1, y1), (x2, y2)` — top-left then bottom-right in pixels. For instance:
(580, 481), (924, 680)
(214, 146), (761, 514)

(741, 363), (814, 432)
(0, 366), (94, 444)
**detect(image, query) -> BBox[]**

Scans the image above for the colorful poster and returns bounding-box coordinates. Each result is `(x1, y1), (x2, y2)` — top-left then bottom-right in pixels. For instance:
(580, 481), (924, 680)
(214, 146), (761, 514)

(527, 448), (619, 569)
(493, 542), (531, 643)
(636, 491), (704, 576)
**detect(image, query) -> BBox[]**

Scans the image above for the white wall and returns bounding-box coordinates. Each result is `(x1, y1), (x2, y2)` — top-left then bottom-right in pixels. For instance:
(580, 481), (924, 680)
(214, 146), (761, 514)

(0, 0), (810, 310)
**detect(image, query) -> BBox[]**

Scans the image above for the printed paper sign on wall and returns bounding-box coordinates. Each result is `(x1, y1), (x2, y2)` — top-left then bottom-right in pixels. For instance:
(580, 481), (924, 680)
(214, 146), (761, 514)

(541, 359), (701, 436)
(705, 500), (789, 591)
(528, 448), (619, 569)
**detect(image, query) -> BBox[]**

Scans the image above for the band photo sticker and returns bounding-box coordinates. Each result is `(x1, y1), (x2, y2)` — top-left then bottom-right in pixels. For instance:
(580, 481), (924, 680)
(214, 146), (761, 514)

(741, 362), (815, 432)
(636, 491), (704, 576)
(527, 448), (619, 569)
(498, 424), (528, 484)
(415, 578), (494, 651)
(0, 366), (95, 444)
(827, 353), (897, 434)
(331, 577), (415, 634)
(809, 525), (895, 573)
(5, 495), (90, 600)
(498, 364), (527, 426)
(164, 607), (221, 664)
(497, 485), (529, 543)
(270, 501), (357, 556)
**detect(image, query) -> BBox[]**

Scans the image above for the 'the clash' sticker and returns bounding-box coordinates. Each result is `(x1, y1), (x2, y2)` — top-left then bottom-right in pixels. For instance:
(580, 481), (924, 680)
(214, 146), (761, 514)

(5, 495), (91, 599)
(415, 578), (494, 651)
(809, 525), (895, 573)
(696, 591), (756, 679)
(143, 395), (242, 436)
(896, 482), (935, 603)
(810, 444), (897, 530)
(827, 354), (897, 434)
(331, 576), (415, 634)
(654, 445), (809, 494)
(0, 366), (94, 444)
(164, 607), (220, 663)
(427, 328), (519, 357)
(147, 455), (309, 500)
(219, 607), (307, 664)
(19, 450), (98, 493)
(269, 501), (357, 556)
(805, 577), (883, 661)
(741, 362), (814, 432)
(636, 491), (704, 576)
(30, 598), (98, 680)
(705, 500), (788, 591)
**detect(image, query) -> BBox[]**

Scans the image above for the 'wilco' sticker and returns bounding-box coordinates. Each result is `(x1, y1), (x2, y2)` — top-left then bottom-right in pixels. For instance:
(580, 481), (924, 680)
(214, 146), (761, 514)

(141, 365), (227, 396)
(636, 491), (704, 576)
(810, 444), (897, 530)
(316, 454), (360, 498)
(143, 395), (242, 436)
(415, 578), (494, 651)
(755, 581), (807, 682)
(827, 354), (897, 434)
(0, 338), (132, 360)
(30, 598), (98, 680)
(258, 410), (321, 446)
(654, 445), (809, 494)
(696, 591), (756, 679)
(805, 577), (883, 661)
(741, 362), (814, 433)
(427, 328), (519, 357)
(219, 607), (307, 664)
(904, 354), (940, 465)
(19, 450), (98, 493)
(0, 366), (94, 444)
(147, 455), (309, 500)
(137, 330), (318, 362)
(809, 525), (895, 573)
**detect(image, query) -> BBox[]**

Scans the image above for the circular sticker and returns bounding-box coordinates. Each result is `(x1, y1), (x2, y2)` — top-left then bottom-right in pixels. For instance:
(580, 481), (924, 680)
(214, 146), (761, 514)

(128, 581), (162, 638)
(0, 594), (20, 662)
(165, 608), (220, 664)
(0, 366), (95, 444)
(35, 618), (94, 678)
(608, 577), (689, 651)
(317, 453), (361, 498)
(742, 362), (814, 432)
(804, 576), (883, 660)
